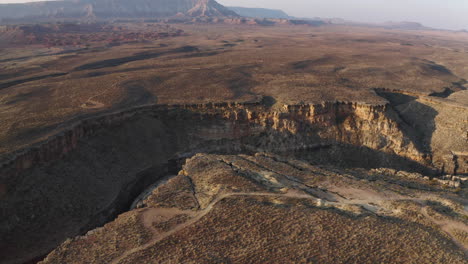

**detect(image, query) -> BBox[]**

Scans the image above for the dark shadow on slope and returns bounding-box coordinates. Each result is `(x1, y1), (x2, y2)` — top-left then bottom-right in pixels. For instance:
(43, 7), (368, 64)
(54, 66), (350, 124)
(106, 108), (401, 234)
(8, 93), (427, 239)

(175, 50), (223, 59)
(4, 86), (50, 105)
(0, 69), (36, 81)
(260, 96), (276, 107)
(74, 46), (199, 71)
(429, 79), (467, 98)
(429, 88), (455, 98)
(0, 72), (68, 90)
(0, 104), (441, 264)
(285, 144), (435, 176)
(2, 79), (158, 156)
(226, 66), (259, 100)
(290, 56), (334, 70)
(376, 90), (438, 155)
(117, 79), (158, 108)
(421, 62), (453, 75)
(84, 66), (155, 78)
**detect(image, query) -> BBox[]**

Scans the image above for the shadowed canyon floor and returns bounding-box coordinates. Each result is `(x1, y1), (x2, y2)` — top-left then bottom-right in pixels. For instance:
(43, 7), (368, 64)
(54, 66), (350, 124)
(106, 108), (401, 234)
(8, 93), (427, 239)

(0, 23), (467, 264)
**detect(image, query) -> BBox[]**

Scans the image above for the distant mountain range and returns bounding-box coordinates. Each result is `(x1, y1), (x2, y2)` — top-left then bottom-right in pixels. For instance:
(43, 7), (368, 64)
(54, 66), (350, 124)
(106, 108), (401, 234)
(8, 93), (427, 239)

(0, 0), (238, 22)
(379, 21), (428, 30)
(225, 7), (431, 31)
(325, 19), (431, 30)
(227, 7), (291, 19)
(0, 0), (434, 32)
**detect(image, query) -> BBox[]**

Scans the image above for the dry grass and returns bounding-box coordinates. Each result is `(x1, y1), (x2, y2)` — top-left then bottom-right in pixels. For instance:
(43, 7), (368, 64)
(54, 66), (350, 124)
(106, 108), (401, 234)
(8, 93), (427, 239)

(42, 212), (151, 264)
(41, 153), (468, 264)
(1, 24), (468, 154)
(118, 196), (466, 264)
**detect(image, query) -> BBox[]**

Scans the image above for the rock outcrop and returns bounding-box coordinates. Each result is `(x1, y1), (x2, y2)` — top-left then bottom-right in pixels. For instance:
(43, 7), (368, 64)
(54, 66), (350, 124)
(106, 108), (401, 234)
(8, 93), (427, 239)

(377, 89), (468, 175)
(0, 23), (185, 47)
(39, 153), (468, 264)
(0, 101), (431, 182)
(186, 0), (237, 17)
(226, 6), (291, 19)
(0, 99), (462, 264)
(0, 0), (238, 22)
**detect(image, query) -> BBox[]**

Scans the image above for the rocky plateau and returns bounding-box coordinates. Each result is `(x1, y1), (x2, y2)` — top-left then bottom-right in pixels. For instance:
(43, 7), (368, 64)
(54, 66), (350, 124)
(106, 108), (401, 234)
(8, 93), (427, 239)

(0, 93), (467, 263)
(0, 8), (467, 263)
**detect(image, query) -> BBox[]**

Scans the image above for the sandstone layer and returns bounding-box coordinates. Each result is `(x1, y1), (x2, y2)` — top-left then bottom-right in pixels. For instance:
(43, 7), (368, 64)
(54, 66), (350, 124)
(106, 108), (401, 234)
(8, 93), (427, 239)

(0, 0), (237, 22)
(0, 23), (467, 264)
(0, 98), (465, 264)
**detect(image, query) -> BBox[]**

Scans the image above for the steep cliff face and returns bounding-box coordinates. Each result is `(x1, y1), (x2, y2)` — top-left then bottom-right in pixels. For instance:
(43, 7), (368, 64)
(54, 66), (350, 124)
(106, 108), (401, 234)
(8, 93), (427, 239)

(240, 103), (425, 164)
(226, 6), (291, 19)
(377, 89), (468, 175)
(0, 101), (439, 264)
(186, 0), (237, 17)
(0, 0), (238, 21)
(0, 102), (429, 182)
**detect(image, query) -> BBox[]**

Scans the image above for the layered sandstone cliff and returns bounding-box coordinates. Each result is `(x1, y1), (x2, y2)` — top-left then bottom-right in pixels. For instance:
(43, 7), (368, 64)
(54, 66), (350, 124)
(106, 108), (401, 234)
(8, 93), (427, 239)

(0, 0), (238, 21)
(0, 101), (431, 182)
(0, 100), (461, 264)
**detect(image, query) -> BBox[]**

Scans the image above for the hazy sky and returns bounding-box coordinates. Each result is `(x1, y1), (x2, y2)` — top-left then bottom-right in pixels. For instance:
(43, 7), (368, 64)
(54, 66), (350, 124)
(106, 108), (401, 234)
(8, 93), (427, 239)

(220, 0), (468, 30)
(0, 0), (467, 30)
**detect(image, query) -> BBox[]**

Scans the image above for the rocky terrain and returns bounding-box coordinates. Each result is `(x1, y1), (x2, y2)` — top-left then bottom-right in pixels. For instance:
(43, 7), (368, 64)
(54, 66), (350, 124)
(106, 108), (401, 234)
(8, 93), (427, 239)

(0, 0), (238, 22)
(0, 0), (327, 27)
(226, 7), (291, 19)
(0, 97), (466, 263)
(0, 20), (467, 264)
(41, 153), (468, 263)
(0, 23), (184, 47)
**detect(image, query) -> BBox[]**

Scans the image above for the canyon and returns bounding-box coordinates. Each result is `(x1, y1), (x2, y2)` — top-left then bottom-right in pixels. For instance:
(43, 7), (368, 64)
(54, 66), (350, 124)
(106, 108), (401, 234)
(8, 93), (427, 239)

(0, 18), (467, 263)
(0, 91), (466, 263)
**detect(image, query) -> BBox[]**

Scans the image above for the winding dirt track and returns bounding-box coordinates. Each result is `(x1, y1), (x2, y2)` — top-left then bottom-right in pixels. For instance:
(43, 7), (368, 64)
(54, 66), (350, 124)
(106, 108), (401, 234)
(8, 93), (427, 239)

(109, 188), (468, 264)
(110, 190), (318, 264)
(421, 206), (468, 255)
